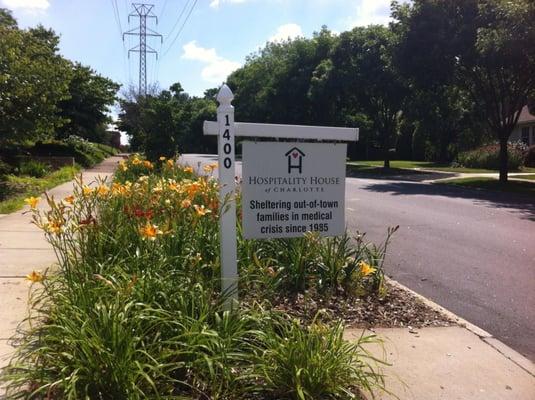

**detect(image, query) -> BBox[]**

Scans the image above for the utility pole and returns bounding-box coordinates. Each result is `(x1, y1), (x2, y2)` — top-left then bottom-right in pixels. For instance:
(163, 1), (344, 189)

(123, 3), (162, 96)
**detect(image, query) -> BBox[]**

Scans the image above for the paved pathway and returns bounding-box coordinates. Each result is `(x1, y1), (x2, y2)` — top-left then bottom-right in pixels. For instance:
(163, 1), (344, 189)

(0, 156), (121, 370)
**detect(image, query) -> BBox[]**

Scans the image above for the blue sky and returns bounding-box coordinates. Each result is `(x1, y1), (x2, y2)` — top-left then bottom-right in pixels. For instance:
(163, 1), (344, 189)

(3, 0), (404, 98)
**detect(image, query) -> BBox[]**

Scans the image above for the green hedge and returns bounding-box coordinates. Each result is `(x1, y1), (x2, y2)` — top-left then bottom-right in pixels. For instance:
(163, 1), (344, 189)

(456, 142), (526, 170)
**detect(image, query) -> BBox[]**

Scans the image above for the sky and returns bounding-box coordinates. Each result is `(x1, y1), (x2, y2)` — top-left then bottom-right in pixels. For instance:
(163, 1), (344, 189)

(2, 0), (407, 99)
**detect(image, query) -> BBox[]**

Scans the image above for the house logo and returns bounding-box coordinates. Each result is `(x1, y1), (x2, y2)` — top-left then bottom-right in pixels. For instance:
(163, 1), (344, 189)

(285, 147), (305, 174)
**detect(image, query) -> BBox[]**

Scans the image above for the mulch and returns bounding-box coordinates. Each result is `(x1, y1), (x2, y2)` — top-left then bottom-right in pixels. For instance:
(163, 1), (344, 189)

(265, 281), (455, 328)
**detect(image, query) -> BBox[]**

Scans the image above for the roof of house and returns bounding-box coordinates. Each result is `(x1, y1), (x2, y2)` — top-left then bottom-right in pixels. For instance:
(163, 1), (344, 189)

(518, 105), (535, 124)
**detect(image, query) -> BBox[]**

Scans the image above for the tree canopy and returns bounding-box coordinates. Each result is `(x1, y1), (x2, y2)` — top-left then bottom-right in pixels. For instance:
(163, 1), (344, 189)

(0, 8), (119, 146)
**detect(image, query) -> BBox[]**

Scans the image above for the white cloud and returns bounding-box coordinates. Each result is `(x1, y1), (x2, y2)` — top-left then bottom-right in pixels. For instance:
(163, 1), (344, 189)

(182, 41), (241, 84)
(1, 0), (49, 9)
(345, 0), (401, 28)
(268, 23), (303, 43)
(210, 0), (249, 9)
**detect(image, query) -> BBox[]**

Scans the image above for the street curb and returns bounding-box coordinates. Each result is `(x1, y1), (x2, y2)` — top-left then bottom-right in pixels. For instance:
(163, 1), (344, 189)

(386, 278), (492, 338)
(387, 277), (535, 378)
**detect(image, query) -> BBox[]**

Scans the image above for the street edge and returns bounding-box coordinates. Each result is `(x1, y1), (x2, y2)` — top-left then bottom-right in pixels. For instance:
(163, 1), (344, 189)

(386, 277), (535, 377)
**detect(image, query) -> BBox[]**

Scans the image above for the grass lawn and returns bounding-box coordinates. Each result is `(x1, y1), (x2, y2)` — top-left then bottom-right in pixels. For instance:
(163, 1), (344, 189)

(0, 165), (80, 214)
(516, 174), (535, 181)
(435, 177), (535, 196)
(349, 160), (535, 174)
(346, 162), (426, 176)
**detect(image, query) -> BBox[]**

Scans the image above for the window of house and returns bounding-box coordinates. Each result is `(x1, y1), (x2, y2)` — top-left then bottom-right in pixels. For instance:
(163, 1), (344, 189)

(521, 127), (530, 145)
(532, 126), (535, 146)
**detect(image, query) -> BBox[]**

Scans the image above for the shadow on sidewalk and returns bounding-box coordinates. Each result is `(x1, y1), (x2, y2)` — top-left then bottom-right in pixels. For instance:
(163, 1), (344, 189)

(361, 181), (535, 221)
(346, 165), (457, 182)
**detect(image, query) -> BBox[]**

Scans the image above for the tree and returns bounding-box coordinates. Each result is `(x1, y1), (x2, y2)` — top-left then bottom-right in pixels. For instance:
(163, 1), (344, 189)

(118, 83), (217, 159)
(57, 63), (119, 142)
(0, 13), (71, 145)
(328, 25), (408, 168)
(228, 27), (339, 126)
(396, 0), (535, 181)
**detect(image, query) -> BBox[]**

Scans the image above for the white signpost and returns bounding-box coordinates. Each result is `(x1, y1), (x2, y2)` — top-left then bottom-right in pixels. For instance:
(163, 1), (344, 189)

(204, 84), (358, 308)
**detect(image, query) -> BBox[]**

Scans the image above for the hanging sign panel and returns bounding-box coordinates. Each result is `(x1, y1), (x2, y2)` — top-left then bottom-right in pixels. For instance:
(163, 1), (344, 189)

(242, 141), (347, 239)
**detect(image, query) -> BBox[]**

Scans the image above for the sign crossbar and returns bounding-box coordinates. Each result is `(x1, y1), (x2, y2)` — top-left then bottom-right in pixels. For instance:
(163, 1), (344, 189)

(203, 121), (358, 141)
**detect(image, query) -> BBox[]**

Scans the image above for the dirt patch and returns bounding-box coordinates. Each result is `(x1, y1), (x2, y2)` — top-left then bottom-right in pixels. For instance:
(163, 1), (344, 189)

(260, 281), (455, 328)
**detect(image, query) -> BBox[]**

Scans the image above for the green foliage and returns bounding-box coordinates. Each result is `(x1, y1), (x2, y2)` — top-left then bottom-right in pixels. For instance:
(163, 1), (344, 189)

(0, 18), (72, 144)
(17, 159), (51, 178)
(118, 85), (217, 158)
(395, 0), (535, 180)
(254, 319), (384, 400)
(0, 9), (119, 148)
(2, 157), (388, 399)
(56, 63), (120, 142)
(524, 145), (535, 168)
(0, 165), (79, 214)
(456, 142), (526, 170)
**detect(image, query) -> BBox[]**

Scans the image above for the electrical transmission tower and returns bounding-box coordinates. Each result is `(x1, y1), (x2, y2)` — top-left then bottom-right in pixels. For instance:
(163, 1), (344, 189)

(123, 3), (162, 96)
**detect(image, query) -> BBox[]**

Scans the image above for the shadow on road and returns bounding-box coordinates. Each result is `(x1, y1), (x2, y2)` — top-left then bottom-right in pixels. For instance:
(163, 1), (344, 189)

(361, 181), (535, 221)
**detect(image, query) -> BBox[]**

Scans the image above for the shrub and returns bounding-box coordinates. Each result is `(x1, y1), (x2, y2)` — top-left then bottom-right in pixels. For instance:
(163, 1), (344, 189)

(524, 145), (535, 167)
(2, 155), (388, 399)
(254, 318), (385, 400)
(17, 159), (51, 178)
(456, 141), (527, 170)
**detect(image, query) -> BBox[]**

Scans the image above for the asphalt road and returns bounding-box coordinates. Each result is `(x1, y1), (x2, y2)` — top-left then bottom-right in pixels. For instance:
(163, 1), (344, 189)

(181, 154), (535, 360)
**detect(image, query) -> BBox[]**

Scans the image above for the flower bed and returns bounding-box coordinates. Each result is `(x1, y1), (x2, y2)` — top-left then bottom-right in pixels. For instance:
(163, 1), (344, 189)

(2, 154), (448, 399)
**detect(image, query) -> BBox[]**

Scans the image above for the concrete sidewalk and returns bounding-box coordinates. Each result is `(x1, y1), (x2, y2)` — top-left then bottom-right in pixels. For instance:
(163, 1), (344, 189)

(0, 156), (122, 370)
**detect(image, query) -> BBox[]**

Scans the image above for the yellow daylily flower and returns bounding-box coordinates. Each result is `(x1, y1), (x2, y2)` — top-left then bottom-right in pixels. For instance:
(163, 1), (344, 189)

(82, 185), (94, 197)
(203, 163), (218, 173)
(97, 185), (109, 197)
(183, 166), (193, 173)
(358, 261), (377, 277)
(193, 204), (211, 217)
(24, 196), (40, 209)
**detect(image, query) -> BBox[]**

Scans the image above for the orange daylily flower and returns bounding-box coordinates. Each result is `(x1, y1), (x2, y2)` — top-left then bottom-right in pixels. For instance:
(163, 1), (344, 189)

(26, 271), (44, 283)
(63, 195), (75, 205)
(139, 223), (162, 241)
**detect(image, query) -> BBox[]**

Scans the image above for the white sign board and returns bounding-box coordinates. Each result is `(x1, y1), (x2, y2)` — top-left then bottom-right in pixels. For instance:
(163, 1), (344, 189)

(242, 141), (347, 239)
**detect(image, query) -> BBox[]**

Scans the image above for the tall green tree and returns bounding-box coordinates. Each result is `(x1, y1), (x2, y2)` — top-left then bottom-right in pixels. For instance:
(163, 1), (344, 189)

(0, 11), (71, 145)
(228, 28), (339, 126)
(396, 0), (535, 181)
(57, 63), (119, 143)
(329, 25), (408, 168)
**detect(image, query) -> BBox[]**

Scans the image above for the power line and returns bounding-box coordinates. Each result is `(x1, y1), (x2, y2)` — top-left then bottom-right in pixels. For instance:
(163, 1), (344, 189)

(162, 0), (197, 59)
(164, 0), (190, 40)
(159, 0), (169, 19)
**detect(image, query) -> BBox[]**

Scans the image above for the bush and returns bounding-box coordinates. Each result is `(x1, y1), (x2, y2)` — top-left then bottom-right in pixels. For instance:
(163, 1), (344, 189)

(17, 159), (51, 178)
(2, 155), (388, 399)
(524, 145), (535, 167)
(31, 136), (117, 168)
(456, 141), (527, 170)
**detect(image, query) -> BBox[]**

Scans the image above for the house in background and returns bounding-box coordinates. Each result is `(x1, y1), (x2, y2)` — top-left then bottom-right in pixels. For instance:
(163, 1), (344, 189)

(510, 105), (535, 146)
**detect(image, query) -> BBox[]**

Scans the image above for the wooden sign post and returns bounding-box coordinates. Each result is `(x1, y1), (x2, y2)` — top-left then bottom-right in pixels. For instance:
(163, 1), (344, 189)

(204, 84), (358, 309)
